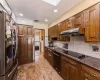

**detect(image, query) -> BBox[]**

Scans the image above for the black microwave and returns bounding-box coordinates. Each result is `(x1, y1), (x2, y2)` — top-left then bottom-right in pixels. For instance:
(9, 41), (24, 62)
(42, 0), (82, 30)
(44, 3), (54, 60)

(52, 37), (58, 41)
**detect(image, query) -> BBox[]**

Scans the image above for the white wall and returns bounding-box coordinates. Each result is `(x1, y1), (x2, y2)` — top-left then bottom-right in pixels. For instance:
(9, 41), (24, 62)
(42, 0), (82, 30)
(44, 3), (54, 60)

(33, 22), (48, 46)
(0, 0), (16, 21)
(49, 0), (100, 27)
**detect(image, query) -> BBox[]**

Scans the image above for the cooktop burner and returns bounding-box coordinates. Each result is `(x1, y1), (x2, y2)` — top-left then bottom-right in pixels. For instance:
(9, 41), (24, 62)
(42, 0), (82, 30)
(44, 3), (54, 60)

(62, 50), (88, 59)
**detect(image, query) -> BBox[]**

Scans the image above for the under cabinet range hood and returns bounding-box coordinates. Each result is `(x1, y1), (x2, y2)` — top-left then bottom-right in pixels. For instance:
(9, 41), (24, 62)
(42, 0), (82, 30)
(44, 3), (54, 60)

(60, 28), (83, 36)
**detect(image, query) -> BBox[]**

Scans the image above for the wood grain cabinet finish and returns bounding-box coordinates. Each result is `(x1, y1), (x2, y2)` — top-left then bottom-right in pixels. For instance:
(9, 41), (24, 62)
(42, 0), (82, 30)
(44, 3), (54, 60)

(48, 3), (100, 43)
(67, 17), (74, 30)
(44, 47), (48, 60)
(61, 56), (80, 80)
(84, 3), (100, 42)
(61, 56), (69, 80)
(18, 25), (34, 65)
(74, 12), (85, 34)
(81, 65), (100, 80)
(48, 49), (54, 66)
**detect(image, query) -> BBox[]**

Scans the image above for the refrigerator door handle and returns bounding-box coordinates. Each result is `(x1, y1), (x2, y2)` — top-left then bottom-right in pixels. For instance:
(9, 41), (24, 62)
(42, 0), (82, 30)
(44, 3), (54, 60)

(8, 63), (18, 77)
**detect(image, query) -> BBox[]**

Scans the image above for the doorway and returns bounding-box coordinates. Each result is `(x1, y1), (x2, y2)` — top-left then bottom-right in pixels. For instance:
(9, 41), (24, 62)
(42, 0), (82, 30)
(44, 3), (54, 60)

(34, 29), (45, 61)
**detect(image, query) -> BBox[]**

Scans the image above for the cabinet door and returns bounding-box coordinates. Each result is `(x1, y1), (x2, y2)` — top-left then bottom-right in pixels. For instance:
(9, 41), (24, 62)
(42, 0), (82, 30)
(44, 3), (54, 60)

(18, 25), (34, 65)
(48, 50), (54, 66)
(59, 20), (68, 41)
(48, 28), (51, 40)
(85, 4), (100, 42)
(18, 25), (24, 35)
(83, 72), (97, 80)
(69, 64), (79, 80)
(67, 17), (74, 30)
(74, 12), (85, 34)
(44, 47), (48, 59)
(61, 58), (69, 80)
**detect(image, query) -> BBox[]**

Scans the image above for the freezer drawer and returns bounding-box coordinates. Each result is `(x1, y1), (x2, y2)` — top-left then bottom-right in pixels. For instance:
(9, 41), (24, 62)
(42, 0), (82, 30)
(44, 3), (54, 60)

(0, 64), (18, 80)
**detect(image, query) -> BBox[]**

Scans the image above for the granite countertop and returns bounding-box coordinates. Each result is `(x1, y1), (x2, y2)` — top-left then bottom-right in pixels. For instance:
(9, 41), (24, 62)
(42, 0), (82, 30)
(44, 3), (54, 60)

(45, 46), (100, 72)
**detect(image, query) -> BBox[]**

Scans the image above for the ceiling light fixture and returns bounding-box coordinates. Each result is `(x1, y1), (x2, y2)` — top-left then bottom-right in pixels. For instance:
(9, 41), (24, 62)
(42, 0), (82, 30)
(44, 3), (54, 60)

(54, 9), (58, 12)
(19, 13), (23, 16)
(42, 0), (60, 6)
(45, 19), (48, 22)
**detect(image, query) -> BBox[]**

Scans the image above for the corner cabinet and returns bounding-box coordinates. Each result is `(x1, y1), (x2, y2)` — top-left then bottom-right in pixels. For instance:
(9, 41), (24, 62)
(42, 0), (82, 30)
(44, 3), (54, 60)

(84, 3), (100, 42)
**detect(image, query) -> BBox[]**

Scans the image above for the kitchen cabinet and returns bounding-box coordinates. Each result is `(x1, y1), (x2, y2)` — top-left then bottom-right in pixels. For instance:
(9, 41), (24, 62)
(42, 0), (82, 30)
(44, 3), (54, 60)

(44, 47), (100, 80)
(48, 27), (52, 41)
(81, 65), (100, 80)
(84, 3), (100, 42)
(67, 17), (74, 30)
(58, 20), (70, 41)
(74, 12), (85, 34)
(18, 25), (34, 65)
(48, 49), (54, 66)
(44, 47), (48, 60)
(61, 56), (69, 80)
(48, 25), (59, 41)
(61, 55), (79, 80)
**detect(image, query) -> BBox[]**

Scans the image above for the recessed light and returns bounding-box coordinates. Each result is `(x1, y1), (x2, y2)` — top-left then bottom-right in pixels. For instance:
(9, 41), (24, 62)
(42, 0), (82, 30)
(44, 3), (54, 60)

(54, 9), (58, 12)
(45, 19), (48, 22)
(19, 13), (23, 16)
(42, 0), (60, 6)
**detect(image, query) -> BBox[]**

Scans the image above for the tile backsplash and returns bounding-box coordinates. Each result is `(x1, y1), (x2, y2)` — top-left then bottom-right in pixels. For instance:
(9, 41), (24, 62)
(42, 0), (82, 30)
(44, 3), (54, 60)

(53, 36), (100, 59)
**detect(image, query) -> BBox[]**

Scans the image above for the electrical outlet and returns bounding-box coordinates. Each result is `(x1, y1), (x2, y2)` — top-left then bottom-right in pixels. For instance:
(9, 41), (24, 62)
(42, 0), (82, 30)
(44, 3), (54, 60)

(92, 46), (99, 52)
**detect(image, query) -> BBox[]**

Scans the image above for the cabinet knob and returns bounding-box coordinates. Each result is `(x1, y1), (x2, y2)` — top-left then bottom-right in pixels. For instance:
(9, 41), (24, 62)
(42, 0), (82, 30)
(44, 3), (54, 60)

(85, 79), (88, 80)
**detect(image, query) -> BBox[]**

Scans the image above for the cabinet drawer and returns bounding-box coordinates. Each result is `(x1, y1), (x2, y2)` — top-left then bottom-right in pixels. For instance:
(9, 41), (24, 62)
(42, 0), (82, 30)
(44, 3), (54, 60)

(82, 65), (100, 79)
(61, 55), (78, 66)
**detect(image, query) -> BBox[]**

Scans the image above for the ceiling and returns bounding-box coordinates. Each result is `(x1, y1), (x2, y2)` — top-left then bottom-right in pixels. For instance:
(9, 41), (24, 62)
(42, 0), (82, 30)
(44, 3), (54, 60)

(7, 0), (83, 24)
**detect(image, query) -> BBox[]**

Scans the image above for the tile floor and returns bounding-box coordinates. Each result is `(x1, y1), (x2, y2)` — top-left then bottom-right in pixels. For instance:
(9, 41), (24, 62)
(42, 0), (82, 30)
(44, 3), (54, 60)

(17, 55), (63, 80)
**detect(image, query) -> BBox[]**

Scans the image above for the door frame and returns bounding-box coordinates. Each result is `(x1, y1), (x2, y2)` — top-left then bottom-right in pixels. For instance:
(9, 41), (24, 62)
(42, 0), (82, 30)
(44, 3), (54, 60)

(34, 28), (45, 61)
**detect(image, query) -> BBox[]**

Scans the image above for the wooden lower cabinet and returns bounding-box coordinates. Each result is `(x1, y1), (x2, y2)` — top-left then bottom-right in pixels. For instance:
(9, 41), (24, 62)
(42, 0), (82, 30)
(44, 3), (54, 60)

(48, 49), (54, 66)
(61, 55), (79, 80)
(69, 64), (79, 80)
(44, 48), (100, 80)
(44, 47), (48, 60)
(81, 65), (100, 80)
(61, 56), (69, 80)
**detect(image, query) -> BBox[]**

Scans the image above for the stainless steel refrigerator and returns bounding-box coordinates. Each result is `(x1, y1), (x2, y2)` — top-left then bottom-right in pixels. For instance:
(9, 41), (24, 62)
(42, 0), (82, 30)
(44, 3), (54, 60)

(0, 11), (18, 80)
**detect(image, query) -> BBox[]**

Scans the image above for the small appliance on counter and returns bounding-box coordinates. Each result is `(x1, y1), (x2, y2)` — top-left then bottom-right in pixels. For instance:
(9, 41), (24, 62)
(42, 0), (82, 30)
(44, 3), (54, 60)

(48, 41), (54, 47)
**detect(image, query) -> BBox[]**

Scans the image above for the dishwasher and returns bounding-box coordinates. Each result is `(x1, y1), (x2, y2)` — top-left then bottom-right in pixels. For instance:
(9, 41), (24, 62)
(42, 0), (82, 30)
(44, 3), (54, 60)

(53, 51), (61, 74)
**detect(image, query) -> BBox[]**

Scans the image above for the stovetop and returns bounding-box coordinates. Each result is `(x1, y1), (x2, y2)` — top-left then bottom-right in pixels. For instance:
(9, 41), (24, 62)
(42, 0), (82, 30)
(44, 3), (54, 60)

(62, 50), (88, 59)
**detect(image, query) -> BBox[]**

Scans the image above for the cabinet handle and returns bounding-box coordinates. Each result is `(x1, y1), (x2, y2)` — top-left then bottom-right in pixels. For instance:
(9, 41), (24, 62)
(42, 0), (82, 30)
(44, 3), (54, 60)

(85, 79), (88, 80)
(48, 49), (52, 52)
(96, 33), (100, 41)
(48, 54), (51, 57)
(53, 52), (59, 56)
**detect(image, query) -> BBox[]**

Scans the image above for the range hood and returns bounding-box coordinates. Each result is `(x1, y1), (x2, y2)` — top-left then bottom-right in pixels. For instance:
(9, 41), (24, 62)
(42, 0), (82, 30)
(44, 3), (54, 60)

(60, 28), (83, 36)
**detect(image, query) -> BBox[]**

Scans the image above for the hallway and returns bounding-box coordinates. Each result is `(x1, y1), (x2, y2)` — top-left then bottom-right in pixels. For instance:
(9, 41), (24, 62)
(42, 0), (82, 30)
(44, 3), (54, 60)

(17, 55), (63, 80)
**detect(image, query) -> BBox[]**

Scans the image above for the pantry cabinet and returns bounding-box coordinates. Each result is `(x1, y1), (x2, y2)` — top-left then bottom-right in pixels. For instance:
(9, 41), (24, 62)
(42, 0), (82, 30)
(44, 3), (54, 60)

(84, 3), (100, 42)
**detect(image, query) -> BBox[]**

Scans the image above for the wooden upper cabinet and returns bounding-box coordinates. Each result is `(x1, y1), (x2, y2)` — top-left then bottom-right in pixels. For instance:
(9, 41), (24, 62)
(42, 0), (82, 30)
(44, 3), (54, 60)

(18, 25), (24, 35)
(67, 17), (74, 30)
(74, 12), (85, 34)
(84, 3), (100, 42)
(59, 20), (67, 33)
